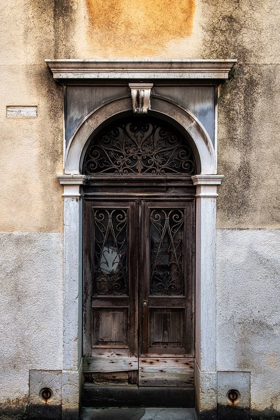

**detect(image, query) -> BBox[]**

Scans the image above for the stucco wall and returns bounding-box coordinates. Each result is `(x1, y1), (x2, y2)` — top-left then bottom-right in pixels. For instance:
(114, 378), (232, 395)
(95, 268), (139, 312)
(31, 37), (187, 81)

(0, 0), (280, 416)
(217, 229), (280, 416)
(0, 233), (63, 408)
(0, 0), (63, 233)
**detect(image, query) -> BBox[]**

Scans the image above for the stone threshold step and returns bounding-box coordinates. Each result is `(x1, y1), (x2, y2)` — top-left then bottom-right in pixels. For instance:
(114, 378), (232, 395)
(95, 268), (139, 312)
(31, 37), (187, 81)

(82, 385), (195, 408)
(81, 407), (197, 420)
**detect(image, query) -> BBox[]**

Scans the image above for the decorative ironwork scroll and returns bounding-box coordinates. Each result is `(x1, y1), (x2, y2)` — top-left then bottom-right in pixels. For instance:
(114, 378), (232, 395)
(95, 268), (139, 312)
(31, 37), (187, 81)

(83, 117), (196, 176)
(93, 209), (128, 295)
(150, 209), (184, 296)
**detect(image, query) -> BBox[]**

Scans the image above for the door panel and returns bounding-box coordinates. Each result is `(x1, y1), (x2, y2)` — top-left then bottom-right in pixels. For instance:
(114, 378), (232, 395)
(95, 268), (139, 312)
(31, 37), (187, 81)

(83, 200), (138, 384)
(140, 201), (195, 357)
(149, 308), (185, 349)
(83, 355), (138, 373)
(92, 308), (129, 347)
(139, 358), (194, 387)
(139, 200), (195, 386)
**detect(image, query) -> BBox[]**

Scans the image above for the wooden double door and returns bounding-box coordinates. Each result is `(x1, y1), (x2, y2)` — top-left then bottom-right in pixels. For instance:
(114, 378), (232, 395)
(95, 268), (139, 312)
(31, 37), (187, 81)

(83, 194), (195, 388)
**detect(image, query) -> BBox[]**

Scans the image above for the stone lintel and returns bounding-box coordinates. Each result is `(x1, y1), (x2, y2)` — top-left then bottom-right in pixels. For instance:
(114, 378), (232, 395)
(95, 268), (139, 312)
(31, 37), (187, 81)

(45, 59), (237, 83)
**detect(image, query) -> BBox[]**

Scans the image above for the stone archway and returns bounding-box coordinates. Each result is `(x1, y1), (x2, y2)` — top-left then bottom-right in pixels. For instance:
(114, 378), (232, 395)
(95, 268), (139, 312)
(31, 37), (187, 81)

(64, 95), (216, 175)
(57, 92), (223, 418)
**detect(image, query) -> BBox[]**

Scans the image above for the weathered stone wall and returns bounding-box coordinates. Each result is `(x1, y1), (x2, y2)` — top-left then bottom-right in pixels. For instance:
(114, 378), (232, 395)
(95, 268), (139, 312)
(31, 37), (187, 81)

(0, 0), (279, 417)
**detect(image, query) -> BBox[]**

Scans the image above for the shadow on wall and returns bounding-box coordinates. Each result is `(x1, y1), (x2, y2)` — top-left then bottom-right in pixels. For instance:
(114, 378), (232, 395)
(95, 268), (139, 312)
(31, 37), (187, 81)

(85, 0), (195, 55)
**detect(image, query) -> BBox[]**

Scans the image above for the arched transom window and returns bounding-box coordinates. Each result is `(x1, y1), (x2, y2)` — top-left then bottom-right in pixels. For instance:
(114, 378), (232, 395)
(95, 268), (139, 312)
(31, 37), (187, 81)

(82, 116), (196, 176)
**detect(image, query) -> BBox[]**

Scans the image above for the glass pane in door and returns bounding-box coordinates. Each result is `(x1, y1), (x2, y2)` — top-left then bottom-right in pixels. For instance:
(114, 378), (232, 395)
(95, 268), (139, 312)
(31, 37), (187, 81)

(93, 209), (128, 296)
(150, 208), (184, 296)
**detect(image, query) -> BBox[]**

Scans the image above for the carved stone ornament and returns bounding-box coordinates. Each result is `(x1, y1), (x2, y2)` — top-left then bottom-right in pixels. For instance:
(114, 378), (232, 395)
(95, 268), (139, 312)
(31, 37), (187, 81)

(129, 83), (153, 114)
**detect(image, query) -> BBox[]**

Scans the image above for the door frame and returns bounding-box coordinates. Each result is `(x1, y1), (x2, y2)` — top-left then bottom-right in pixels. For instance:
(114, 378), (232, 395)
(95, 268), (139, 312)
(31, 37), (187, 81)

(82, 191), (196, 388)
(57, 90), (224, 418)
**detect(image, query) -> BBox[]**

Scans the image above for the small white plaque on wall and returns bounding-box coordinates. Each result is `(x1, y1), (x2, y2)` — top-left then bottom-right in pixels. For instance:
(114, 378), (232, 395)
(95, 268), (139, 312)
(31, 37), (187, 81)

(6, 106), (38, 118)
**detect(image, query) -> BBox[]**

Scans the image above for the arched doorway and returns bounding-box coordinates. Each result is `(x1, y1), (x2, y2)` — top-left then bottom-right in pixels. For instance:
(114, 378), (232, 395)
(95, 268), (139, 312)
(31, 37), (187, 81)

(81, 115), (197, 404)
(57, 91), (224, 416)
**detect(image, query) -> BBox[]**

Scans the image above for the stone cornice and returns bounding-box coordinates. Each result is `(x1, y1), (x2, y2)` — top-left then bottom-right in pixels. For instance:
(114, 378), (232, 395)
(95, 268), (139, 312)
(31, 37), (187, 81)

(192, 175), (224, 186)
(192, 175), (224, 198)
(57, 175), (85, 198)
(45, 59), (237, 83)
(57, 174), (85, 185)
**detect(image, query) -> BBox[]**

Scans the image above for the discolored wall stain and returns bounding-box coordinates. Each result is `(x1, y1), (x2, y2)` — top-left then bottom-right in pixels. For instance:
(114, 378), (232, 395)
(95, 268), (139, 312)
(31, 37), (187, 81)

(85, 0), (196, 56)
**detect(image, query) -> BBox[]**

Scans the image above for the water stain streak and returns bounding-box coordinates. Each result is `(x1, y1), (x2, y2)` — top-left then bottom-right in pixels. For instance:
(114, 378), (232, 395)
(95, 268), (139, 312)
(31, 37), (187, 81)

(85, 0), (196, 56)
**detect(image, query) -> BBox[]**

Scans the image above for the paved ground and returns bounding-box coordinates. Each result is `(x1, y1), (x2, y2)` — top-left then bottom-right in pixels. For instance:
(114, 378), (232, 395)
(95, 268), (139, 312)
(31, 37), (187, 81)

(81, 408), (197, 420)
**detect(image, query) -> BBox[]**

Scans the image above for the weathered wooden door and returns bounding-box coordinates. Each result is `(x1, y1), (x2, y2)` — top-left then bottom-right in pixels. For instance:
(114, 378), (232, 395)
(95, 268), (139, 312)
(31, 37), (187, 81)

(83, 197), (195, 387)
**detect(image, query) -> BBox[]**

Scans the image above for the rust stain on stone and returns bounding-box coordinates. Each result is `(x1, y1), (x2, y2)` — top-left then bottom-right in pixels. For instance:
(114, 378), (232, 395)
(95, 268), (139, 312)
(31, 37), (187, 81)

(85, 0), (196, 56)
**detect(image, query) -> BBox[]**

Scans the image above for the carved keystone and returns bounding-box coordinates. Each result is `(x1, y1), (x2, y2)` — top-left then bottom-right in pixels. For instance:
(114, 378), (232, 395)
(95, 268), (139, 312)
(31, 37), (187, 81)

(129, 83), (153, 114)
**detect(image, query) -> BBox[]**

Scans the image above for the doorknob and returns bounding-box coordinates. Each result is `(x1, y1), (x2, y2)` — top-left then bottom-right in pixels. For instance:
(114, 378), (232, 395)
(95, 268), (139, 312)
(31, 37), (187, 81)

(143, 300), (148, 307)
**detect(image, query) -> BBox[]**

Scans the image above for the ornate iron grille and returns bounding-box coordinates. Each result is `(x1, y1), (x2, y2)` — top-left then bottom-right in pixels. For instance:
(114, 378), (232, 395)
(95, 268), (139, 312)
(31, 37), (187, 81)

(150, 209), (184, 296)
(83, 117), (196, 176)
(93, 209), (128, 295)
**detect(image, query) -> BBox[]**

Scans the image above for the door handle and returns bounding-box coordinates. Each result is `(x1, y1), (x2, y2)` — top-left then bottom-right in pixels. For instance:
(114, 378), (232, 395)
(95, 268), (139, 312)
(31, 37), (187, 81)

(143, 300), (148, 307)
